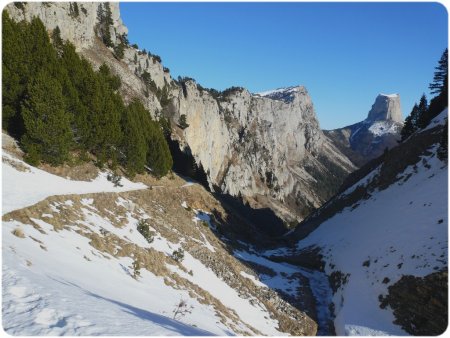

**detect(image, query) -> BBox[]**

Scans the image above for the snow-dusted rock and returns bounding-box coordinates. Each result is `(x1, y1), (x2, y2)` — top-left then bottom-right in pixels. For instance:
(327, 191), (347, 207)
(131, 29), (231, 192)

(367, 93), (402, 123)
(325, 94), (403, 167)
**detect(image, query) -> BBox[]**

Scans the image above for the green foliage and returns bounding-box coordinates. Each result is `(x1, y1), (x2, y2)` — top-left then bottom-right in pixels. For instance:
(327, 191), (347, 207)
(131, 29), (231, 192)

(137, 219), (154, 243)
(51, 26), (63, 50)
(13, 2), (25, 10)
(416, 94), (429, 129)
(178, 114), (189, 129)
(69, 2), (79, 18)
(146, 121), (173, 177)
(113, 42), (125, 60)
(171, 248), (184, 262)
(96, 3), (113, 47)
(401, 104), (420, 141)
(21, 70), (73, 165)
(121, 100), (172, 177)
(402, 49), (449, 142)
(121, 100), (149, 176)
(429, 49), (448, 96)
(2, 13), (173, 178)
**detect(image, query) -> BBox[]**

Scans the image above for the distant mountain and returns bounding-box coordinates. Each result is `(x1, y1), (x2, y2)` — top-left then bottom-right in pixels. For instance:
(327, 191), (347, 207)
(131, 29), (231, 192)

(325, 94), (403, 167)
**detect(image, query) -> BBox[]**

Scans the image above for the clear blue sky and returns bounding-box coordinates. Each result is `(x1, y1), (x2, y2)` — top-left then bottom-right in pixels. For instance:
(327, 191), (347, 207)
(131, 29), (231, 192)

(120, 2), (447, 129)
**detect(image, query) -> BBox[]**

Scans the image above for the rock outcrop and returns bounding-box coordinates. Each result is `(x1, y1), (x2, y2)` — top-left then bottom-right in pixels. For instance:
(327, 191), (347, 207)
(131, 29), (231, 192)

(6, 2), (127, 50)
(325, 94), (403, 167)
(169, 85), (356, 221)
(5, 2), (356, 222)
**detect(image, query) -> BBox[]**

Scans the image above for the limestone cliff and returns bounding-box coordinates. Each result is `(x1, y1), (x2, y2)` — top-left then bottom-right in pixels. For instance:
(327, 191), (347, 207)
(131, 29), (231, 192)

(169, 85), (355, 221)
(5, 2), (356, 222)
(325, 94), (403, 167)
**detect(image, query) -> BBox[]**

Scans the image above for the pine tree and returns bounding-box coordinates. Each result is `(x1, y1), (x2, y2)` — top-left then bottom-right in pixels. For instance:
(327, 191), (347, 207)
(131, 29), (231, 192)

(427, 49), (449, 123)
(2, 11), (26, 135)
(51, 26), (63, 51)
(114, 42), (125, 60)
(401, 104), (420, 141)
(73, 2), (79, 17)
(121, 100), (148, 176)
(21, 70), (73, 165)
(146, 122), (173, 177)
(178, 114), (189, 129)
(429, 49), (448, 96)
(416, 94), (429, 129)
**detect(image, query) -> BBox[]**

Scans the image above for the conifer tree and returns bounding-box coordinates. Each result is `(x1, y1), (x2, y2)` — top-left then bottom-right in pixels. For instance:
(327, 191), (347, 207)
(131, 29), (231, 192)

(51, 26), (63, 50)
(401, 104), (420, 141)
(21, 70), (72, 165)
(429, 49), (448, 96)
(416, 94), (429, 129)
(122, 100), (148, 176)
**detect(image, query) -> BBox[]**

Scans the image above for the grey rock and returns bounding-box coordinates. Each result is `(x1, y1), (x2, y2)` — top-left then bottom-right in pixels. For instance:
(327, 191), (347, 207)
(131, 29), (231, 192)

(325, 94), (403, 167)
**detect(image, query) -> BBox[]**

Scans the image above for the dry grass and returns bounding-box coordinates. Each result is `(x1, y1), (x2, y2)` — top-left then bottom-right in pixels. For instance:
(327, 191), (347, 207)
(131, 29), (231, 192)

(39, 161), (99, 181)
(11, 228), (25, 238)
(3, 164), (317, 335)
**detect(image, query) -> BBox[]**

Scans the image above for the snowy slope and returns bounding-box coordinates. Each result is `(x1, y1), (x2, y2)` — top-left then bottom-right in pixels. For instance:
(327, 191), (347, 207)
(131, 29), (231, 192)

(2, 152), (147, 215)
(2, 148), (317, 335)
(297, 141), (448, 334)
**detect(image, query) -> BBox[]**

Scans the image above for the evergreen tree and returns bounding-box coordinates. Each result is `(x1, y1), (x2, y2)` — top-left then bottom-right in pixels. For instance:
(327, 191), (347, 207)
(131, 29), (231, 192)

(427, 49), (449, 123)
(2, 11), (26, 135)
(73, 2), (79, 17)
(96, 2), (104, 22)
(178, 114), (189, 129)
(146, 121), (173, 177)
(51, 26), (63, 50)
(21, 70), (72, 165)
(416, 94), (429, 129)
(401, 104), (420, 141)
(114, 42), (125, 60)
(121, 100), (148, 176)
(104, 2), (114, 25)
(429, 49), (448, 96)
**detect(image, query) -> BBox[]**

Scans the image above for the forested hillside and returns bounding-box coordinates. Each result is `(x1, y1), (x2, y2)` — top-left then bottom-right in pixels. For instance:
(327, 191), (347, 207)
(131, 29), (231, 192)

(2, 12), (172, 177)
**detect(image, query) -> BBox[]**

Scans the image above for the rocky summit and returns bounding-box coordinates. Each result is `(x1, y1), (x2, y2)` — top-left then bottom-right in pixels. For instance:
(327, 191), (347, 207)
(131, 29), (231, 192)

(325, 94), (404, 167)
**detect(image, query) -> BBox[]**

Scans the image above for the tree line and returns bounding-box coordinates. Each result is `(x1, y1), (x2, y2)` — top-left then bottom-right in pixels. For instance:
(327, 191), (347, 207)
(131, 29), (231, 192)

(401, 49), (448, 144)
(2, 12), (172, 177)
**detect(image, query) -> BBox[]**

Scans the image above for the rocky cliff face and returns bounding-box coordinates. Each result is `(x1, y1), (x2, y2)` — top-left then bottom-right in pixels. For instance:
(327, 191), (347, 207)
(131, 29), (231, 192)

(325, 94), (403, 167)
(6, 2), (127, 50)
(5, 2), (356, 222)
(170, 84), (356, 221)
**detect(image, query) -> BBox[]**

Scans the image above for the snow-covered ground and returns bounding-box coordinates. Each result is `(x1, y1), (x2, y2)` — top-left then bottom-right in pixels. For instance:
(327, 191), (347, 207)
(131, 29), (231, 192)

(297, 145), (448, 335)
(2, 152), (147, 215)
(2, 149), (297, 336)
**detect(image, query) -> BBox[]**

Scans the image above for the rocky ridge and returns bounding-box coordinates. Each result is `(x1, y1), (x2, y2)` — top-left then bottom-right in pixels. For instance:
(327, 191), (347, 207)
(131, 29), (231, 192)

(325, 94), (403, 167)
